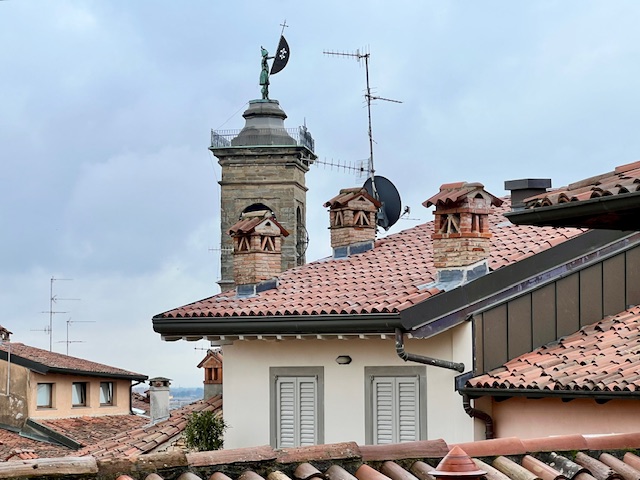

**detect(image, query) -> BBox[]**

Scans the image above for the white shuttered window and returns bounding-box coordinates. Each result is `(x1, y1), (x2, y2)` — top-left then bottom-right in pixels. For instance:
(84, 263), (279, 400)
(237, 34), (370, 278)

(276, 375), (318, 448)
(372, 375), (420, 444)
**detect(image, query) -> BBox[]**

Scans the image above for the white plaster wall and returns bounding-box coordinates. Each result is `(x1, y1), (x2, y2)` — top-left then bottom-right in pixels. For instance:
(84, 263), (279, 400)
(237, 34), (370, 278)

(222, 323), (474, 449)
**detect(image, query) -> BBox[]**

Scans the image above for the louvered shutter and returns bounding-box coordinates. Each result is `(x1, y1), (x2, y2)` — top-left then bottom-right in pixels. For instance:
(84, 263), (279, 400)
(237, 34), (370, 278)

(372, 376), (420, 444)
(276, 376), (317, 447)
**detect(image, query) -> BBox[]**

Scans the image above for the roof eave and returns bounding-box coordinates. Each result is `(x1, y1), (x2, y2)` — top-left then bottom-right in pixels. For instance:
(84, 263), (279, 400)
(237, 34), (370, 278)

(460, 386), (640, 401)
(153, 313), (403, 338)
(504, 191), (640, 229)
(0, 350), (147, 381)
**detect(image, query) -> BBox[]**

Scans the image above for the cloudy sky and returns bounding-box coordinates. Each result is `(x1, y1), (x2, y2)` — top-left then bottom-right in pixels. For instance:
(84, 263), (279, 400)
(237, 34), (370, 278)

(3, 1), (640, 387)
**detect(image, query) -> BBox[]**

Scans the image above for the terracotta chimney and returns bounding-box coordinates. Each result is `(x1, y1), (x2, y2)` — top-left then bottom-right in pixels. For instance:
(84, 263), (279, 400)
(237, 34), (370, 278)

(324, 187), (381, 258)
(197, 350), (223, 399)
(424, 182), (503, 283)
(429, 446), (486, 480)
(229, 210), (289, 296)
(148, 377), (171, 425)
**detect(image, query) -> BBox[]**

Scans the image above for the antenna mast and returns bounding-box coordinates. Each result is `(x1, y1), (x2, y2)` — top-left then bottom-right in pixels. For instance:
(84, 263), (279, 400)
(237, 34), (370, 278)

(323, 48), (401, 199)
(40, 277), (79, 351)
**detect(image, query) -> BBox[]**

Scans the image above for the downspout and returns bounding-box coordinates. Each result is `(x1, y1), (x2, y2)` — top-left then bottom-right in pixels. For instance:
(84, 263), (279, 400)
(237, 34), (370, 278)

(130, 380), (145, 415)
(395, 329), (465, 372)
(462, 393), (494, 440)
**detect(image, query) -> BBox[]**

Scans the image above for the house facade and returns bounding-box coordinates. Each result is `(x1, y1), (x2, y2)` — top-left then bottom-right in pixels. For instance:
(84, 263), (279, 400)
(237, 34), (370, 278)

(152, 180), (640, 448)
(0, 342), (147, 429)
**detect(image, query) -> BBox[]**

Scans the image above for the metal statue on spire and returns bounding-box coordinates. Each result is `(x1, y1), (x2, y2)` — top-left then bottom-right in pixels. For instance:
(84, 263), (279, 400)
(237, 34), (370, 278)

(258, 21), (290, 100)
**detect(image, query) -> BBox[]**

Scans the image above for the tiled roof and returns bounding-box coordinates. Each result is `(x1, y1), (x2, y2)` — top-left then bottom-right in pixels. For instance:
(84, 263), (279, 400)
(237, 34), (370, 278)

(35, 415), (148, 448)
(0, 428), (72, 461)
(324, 187), (381, 208)
(0, 343), (147, 380)
(131, 391), (150, 416)
(75, 394), (222, 458)
(423, 182), (503, 208)
(524, 161), (640, 208)
(466, 306), (640, 394)
(6, 431), (640, 479)
(156, 201), (583, 319)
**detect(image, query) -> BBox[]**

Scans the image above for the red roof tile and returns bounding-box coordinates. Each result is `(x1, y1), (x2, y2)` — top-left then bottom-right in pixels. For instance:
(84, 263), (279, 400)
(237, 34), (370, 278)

(75, 395), (222, 458)
(36, 415), (148, 447)
(467, 306), (640, 393)
(156, 201), (583, 320)
(0, 428), (71, 460)
(0, 343), (146, 380)
(524, 161), (640, 208)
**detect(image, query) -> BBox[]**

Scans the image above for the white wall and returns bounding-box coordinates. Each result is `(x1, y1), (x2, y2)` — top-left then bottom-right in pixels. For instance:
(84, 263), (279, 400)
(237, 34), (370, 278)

(222, 322), (474, 449)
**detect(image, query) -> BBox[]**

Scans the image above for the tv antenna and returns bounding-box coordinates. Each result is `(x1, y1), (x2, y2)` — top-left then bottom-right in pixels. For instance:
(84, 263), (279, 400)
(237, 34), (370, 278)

(57, 318), (95, 356)
(40, 277), (80, 351)
(323, 48), (403, 230)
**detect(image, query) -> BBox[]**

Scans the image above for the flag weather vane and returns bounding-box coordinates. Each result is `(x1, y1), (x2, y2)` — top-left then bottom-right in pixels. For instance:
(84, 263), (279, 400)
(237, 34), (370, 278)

(259, 20), (290, 100)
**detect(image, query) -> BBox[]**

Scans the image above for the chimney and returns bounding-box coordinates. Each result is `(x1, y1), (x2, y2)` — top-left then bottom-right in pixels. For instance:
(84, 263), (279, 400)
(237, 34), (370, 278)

(198, 350), (223, 399)
(0, 326), (12, 343)
(324, 187), (381, 258)
(229, 210), (289, 296)
(504, 178), (551, 210)
(428, 446), (486, 480)
(148, 377), (171, 424)
(424, 182), (503, 284)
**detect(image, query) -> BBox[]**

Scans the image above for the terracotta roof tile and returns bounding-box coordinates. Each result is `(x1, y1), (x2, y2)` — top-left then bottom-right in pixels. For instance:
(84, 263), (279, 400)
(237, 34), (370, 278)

(0, 343), (146, 379)
(36, 415), (148, 448)
(0, 428), (72, 460)
(75, 395), (222, 458)
(524, 162), (640, 209)
(156, 201), (583, 320)
(467, 306), (640, 394)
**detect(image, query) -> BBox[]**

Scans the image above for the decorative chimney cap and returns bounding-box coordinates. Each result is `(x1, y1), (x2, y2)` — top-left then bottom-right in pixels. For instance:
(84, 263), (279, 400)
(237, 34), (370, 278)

(423, 182), (503, 209)
(324, 187), (381, 209)
(0, 325), (12, 342)
(429, 446), (486, 477)
(148, 377), (171, 388)
(197, 349), (223, 369)
(228, 214), (289, 237)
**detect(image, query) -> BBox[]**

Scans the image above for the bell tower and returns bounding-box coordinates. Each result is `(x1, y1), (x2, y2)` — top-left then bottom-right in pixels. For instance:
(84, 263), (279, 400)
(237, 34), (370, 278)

(211, 99), (316, 292)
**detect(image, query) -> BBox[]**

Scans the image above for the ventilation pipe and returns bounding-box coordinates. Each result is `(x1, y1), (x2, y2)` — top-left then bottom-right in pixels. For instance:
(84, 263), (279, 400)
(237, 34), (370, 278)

(462, 393), (495, 440)
(394, 329), (465, 373)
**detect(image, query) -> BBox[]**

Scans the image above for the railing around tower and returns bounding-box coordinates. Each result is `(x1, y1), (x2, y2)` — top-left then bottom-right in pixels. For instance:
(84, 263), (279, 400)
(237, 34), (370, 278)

(211, 126), (315, 153)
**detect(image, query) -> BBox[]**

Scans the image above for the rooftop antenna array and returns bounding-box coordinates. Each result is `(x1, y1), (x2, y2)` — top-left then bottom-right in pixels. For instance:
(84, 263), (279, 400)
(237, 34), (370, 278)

(57, 318), (95, 356)
(323, 48), (403, 230)
(38, 277), (80, 351)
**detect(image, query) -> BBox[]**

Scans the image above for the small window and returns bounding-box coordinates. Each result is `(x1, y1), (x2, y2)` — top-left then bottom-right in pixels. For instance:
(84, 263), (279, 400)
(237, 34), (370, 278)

(37, 383), (53, 408)
(100, 382), (114, 406)
(72, 382), (87, 407)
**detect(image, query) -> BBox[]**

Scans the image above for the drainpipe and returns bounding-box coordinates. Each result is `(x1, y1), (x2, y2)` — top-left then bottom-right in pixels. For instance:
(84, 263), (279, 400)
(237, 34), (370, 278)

(462, 393), (494, 440)
(395, 329), (465, 373)
(129, 380), (145, 415)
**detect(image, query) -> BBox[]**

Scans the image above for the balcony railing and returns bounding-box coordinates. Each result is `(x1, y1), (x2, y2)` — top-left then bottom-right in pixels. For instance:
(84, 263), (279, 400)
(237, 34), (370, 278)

(211, 126), (315, 153)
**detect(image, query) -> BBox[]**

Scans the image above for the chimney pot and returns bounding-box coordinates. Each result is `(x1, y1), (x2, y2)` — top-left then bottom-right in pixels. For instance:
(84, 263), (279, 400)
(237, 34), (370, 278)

(504, 178), (551, 210)
(148, 377), (171, 424)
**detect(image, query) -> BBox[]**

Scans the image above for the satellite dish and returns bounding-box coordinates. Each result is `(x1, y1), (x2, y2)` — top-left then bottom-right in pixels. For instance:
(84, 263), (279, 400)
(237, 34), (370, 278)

(363, 175), (402, 230)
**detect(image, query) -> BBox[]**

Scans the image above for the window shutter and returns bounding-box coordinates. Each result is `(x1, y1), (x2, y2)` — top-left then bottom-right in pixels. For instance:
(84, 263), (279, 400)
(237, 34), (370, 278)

(373, 378), (395, 444)
(372, 376), (420, 444)
(398, 377), (419, 442)
(276, 376), (317, 448)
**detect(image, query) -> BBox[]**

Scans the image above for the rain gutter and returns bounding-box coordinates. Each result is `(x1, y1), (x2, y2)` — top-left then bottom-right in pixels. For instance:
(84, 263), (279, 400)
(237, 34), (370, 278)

(153, 313), (403, 338)
(394, 329), (464, 372)
(504, 191), (640, 229)
(459, 387), (640, 402)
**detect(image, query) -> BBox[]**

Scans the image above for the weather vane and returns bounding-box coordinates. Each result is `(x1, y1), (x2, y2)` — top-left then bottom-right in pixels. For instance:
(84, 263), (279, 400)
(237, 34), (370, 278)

(259, 20), (290, 100)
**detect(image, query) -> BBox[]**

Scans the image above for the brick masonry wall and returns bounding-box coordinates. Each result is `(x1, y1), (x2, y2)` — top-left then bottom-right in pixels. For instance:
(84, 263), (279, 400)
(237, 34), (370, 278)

(233, 251), (282, 285)
(432, 236), (491, 268)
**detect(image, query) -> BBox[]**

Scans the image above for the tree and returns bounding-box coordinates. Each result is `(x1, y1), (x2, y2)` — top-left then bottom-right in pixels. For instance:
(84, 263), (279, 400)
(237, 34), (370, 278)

(183, 410), (228, 451)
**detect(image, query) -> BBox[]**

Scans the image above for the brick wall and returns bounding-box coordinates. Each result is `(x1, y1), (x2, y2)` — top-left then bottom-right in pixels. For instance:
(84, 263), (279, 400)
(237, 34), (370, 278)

(432, 236), (491, 268)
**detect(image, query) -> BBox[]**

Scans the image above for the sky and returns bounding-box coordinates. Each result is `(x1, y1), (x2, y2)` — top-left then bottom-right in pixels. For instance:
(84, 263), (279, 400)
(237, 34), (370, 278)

(3, 1), (640, 387)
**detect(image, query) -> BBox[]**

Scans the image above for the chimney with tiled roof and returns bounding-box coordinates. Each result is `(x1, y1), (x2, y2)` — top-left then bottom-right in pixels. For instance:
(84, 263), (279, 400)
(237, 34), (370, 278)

(425, 182), (503, 283)
(324, 187), (382, 258)
(198, 349), (222, 399)
(148, 377), (171, 425)
(229, 210), (289, 296)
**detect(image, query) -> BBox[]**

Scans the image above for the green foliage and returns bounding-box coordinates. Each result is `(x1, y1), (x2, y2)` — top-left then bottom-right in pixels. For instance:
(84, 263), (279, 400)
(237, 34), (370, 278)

(183, 410), (228, 451)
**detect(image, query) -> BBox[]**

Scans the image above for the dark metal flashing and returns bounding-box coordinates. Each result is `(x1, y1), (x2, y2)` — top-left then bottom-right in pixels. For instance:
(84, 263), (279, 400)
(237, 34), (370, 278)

(459, 386), (640, 402)
(23, 418), (82, 449)
(403, 229), (640, 338)
(153, 313), (403, 337)
(0, 350), (147, 381)
(504, 191), (640, 230)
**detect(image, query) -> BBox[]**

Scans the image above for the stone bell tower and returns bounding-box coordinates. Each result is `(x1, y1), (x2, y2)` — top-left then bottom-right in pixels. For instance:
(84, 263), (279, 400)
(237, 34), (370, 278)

(211, 99), (317, 292)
